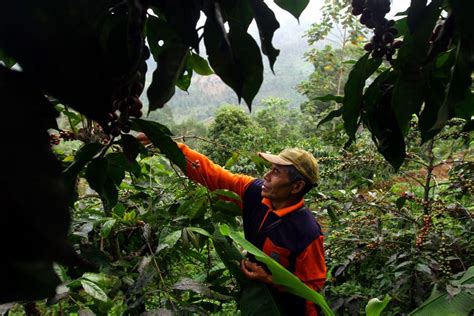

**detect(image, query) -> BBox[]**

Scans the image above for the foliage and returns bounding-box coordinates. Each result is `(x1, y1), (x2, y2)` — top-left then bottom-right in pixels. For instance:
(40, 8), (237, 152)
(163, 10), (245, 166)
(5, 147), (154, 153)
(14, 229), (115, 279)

(0, 0), (312, 304)
(316, 0), (474, 170)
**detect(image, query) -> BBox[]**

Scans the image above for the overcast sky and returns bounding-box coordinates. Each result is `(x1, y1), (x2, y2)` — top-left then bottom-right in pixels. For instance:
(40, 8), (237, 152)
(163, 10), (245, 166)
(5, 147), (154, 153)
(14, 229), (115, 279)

(265, 0), (411, 40)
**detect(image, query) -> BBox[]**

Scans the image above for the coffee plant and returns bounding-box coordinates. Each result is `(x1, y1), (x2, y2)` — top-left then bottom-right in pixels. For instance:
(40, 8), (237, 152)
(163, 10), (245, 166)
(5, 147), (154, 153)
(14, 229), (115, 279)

(0, 0), (473, 314)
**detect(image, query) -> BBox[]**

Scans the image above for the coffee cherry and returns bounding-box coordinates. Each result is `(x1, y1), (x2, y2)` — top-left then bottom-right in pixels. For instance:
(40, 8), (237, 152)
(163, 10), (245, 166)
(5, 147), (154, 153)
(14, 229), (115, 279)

(364, 42), (374, 51)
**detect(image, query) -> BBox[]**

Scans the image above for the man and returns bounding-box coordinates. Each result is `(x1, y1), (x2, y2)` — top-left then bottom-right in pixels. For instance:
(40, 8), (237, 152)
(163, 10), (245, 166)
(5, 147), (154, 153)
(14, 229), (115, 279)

(137, 134), (326, 315)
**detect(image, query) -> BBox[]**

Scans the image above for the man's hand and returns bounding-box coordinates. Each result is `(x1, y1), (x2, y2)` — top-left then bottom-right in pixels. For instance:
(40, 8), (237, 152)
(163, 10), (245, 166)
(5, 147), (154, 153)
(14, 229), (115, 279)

(240, 260), (272, 284)
(136, 132), (151, 146)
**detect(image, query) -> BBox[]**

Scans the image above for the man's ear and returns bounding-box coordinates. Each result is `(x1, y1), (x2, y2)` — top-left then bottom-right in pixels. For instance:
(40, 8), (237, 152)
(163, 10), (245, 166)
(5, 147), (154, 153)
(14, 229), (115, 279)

(291, 180), (305, 195)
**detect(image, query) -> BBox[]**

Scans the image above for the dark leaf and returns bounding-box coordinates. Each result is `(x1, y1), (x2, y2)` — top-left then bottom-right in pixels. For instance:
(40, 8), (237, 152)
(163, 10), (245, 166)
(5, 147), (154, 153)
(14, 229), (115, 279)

(250, 0), (280, 72)
(132, 119), (186, 171)
(455, 91), (474, 120)
(204, 20), (263, 110)
(213, 200), (241, 216)
(274, 0), (309, 20)
(434, 39), (474, 131)
(315, 94), (344, 103)
(190, 52), (213, 76)
(419, 50), (456, 142)
(317, 108), (342, 128)
(64, 143), (104, 187)
(121, 134), (142, 163)
(176, 61), (193, 92)
(103, 178), (118, 209)
(343, 53), (382, 140)
(396, 197), (406, 210)
(363, 72), (406, 170)
(106, 152), (141, 178)
(85, 157), (109, 194)
(392, 0), (442, 136)
(462, 120), (474, 132)
(145, 16), (177, 60)
(147, 42), (189, 110)
(240, 282), (284, 316)
(150, 0), (201, 51)
(220, 0), (254, 32)
(106, 162), (125, 186)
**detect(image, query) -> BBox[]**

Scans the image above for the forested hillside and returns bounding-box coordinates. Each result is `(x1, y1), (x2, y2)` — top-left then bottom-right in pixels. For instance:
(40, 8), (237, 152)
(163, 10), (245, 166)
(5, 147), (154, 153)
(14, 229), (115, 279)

(146, 12), (316, 123)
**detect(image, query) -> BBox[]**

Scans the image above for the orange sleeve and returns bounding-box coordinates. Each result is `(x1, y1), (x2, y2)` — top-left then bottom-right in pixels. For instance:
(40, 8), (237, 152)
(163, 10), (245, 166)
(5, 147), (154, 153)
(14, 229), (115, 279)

(294, 236), (326, 316)
(178, 143), (255, 199)
(294, 236), (326, 291)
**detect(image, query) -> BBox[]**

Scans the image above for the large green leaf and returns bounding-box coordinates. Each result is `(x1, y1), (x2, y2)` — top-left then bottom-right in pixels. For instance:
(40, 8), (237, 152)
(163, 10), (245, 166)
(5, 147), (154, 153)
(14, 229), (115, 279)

(410, 266), (474, 315)
(219, 224), (334, 316)
(131, 119), (186, 171)
(80, 279), (108, 302)
(274, 0), (309, 20)
(212, 233), (284, 315)
(250, 0), (280, 72)
(190, 52), (213, 76)
(343, 53), (382, 140)
(366, 295), (391, 316)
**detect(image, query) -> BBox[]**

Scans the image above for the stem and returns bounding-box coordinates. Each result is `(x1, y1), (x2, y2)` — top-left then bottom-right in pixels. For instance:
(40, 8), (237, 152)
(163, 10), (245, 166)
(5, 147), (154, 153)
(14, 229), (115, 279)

(423, 140), (435, 214)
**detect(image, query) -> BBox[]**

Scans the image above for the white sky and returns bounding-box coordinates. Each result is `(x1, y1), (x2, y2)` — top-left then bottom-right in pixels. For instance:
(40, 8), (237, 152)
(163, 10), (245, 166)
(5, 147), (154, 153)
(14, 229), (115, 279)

(265, 0), (411, 39)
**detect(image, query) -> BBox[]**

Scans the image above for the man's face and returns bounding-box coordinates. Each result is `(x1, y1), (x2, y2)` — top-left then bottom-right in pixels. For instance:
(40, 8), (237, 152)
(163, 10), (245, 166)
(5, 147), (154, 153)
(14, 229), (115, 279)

(261, 164), (298, 203)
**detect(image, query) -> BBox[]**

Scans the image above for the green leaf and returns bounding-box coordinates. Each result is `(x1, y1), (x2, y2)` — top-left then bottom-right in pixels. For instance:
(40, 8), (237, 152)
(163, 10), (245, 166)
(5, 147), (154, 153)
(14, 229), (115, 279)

(176, 61), (193, 92)
(410, 266), (474, 315)
(100, 219), (117, 238)
(250, 0), (280, 72)
(366, 295), (391, 316)
(219, 224), (334, 316)
(343, 53), (382, 140)
(132, 119), (186, 171)
(204, 21), (263, 110)
(240, 282), (284, 316)
(161, 230), (182, 249)
(80, 279), (108, 302)
(274, 0), (309, 20)
(185, 227), (212, 238)
(190, 52), (213, 76)
(177, 197), (207, 220)
(213, 200), (241, 216)
(415, 263), (432, 275)
(213, 189), (242, 201)
(0, 49), (15, 68)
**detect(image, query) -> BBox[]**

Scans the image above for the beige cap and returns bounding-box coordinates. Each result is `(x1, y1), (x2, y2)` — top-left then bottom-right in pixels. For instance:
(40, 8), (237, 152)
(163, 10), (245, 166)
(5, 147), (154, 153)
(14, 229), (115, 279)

(258, 148), (320, 185)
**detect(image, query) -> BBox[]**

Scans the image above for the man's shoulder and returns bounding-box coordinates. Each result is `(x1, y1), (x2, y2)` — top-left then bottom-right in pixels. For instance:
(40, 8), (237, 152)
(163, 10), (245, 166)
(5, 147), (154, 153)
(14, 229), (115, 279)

(286, 207), (322, 238)
(243, 178), (263, 198)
